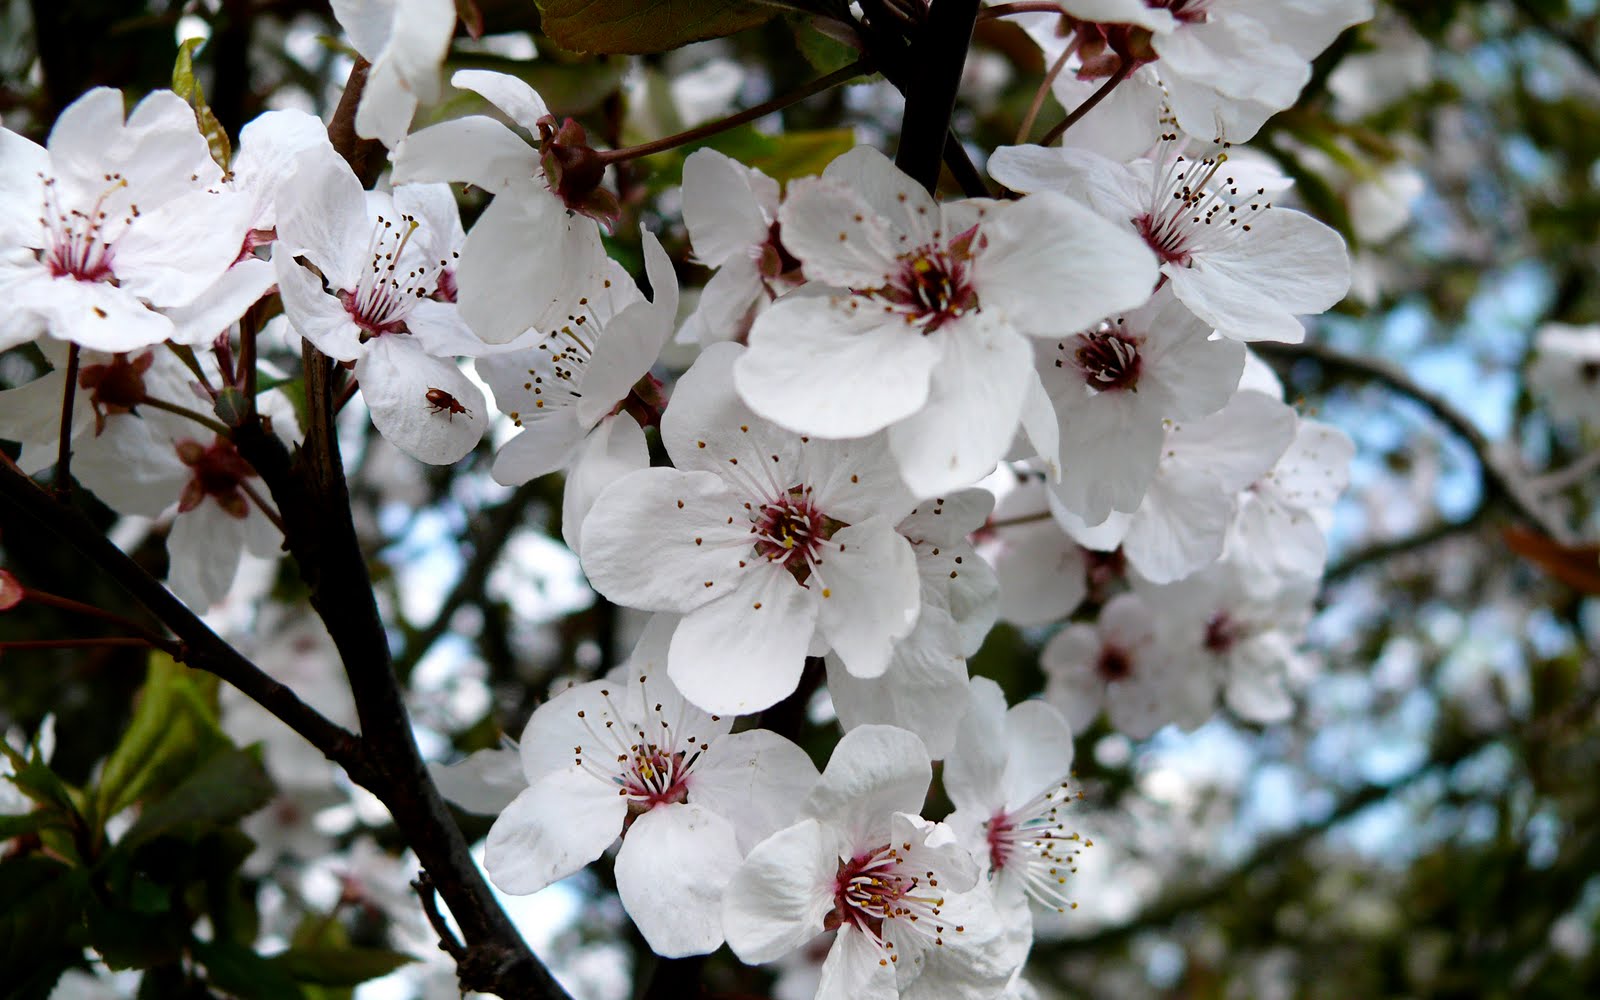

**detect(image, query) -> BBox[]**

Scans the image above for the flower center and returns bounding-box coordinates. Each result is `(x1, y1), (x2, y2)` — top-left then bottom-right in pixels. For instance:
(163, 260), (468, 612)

(1145, 0), (1212, 23)
(1204, 611), (1240, 655)
(77, 350), (154, 434)
(752, 486), (842, 585)
(1096, 644), (1133, 682)
(40, 173), (130, 284)
(344, 213), (440, 339)
(570, 676), (714, 820)
(827, 845), (956, 954)
(1071, 328), (1143, 392)
(177, 436), (257, 519)
(1135, 136), (1269, 268)
(985, 780), (1088, 913)
(879, 226), (981, 334)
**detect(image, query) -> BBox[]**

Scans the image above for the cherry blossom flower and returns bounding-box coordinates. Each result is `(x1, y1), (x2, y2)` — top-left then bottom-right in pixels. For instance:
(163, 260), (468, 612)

(1045, 0), (1374, 142)
(1138, 563), (1317, 724)
(1050, 388), (1299, 583)
(1528, 323), (1600, 429)
(733, 145), (1159, 495)
(679, 147), (799, 345)
(723, 725), (1023, 1000)
(827, 490), (1000, 758)
(485, 618), (818, 957)
(989, 134), (1350, 344)
(980, 477), (1090, 628)
(1225, 415), (1353, 595)
(477, 228), (678, 553)
(1041, 592), (1212, 737)
(581, 343), (922, 715)
(944, 678), (1085, 920)
(274, 138), (486, 464)
(1037, 286), (1244, 523)
(0, 87), (251, 353)
(393, 69), (609, 344)
(330, 0), (455, 147)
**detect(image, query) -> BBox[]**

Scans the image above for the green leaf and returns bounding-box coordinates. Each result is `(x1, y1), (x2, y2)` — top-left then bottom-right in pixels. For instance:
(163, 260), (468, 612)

(193, 939), (307, 1000)
(85, 891), (187, 970)
(95, 653), (231, 822)
(270, 946), (416, 986)
(171, 36), (232, 171)
(0, 857), (87, 986)
(118, 746), (275, 852)
(0, 807), (71, 842)
(536, 0), (787, 54)
(790, 13), (859, 75)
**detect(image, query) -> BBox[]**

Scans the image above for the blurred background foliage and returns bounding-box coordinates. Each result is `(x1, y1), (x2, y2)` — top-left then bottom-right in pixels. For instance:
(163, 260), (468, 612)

(2, 0), (1600, 998)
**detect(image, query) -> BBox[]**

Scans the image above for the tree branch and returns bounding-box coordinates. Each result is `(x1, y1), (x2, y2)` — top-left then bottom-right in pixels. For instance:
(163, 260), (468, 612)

(1255, 341), (1570, 543)
(0, 462), (363, 773)
(893, 0), (980, 193)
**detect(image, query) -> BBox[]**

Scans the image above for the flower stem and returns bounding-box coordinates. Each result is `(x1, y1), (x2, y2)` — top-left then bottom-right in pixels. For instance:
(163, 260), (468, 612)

(596, 58), (872, 165)
(1017, 34), (1082, 144)
(0, 637), (163, 651)
(55, 344), (80, 498)
(980, 1), (1068, 20)
(239, 479), (286, 534)
(1040, 57), (1133, 146)
(987, 510), (1053, 531)
(137, 396), (233, 437)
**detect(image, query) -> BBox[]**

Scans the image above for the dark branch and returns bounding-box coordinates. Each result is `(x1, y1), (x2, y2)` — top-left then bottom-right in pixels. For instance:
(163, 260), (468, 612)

(0, 462), (363, 773)
(1255, 341), (1569, 543)
(893, 0), (980, 193)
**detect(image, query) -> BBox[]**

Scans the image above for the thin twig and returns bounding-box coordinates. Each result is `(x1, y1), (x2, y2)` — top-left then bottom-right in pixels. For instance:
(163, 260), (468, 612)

(1040, 56), (1132, 146)
(413, 872), (469, 962)
(1018, 35), (1081, 144)
(1531, 447), (1600, 496)
(55, 344), (80, 498)
(1324, 516), (1484, 584)
(138, 396), (233, 437)
(598, 59), (872, 164)
(980, 1), (1066, 20)
(1255, 341), (1571, 543)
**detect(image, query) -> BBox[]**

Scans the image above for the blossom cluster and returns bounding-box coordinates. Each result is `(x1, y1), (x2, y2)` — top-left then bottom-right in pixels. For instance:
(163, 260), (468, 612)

(0, 1), (1378, 996)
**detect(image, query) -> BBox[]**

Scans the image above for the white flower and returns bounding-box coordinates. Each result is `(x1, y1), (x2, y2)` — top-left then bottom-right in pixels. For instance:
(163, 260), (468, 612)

(1039, 286), (1244, 523)
(476, 228), (678, 553)
(330, 0), (456, 147)
(1051, 388), (1298, 583)
(1528, 323), (1600, 429)
(679, 147), (797, 346)
(1137, 563), (1317, 724)
(980, 477), (1090, 628)
(274, 138), (487, 464)
(723, 725), (1023, 1000)
(1041, 592), (1212, 737)
(0, 88), (251, 352)
(1225, 415), (1353, 594)
(826, 490), (1000, 758)
(485, 618), (819, 957)
(944, 678), (1084, 917)
(990, 135), (1350, 344)
(393, 70), (610, 344)
(165, 108), (329, 347)
(580, 343), (922, 715)
(733, 145), (1158, 495)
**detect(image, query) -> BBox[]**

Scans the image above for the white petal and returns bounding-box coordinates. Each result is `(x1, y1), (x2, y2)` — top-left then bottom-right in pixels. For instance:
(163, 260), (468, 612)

(166, 258), (277, 347)
(820, 145), (939, 241)
(738, 294), (942, 438)
(979, 192), (1159, 334)
(167, 503), (248, 610)
(776, 177), (898, 288)
(943, 676), (1009, 814)
(274, 140), (370, 290)
(275, 255), (364, 361)
(722, 818), (836, 964)
(457, 196), (607, 344)
(689, 729), (819, 853)
(815, 517), (921, 679)
(817, 926), (897, 1000)
(663, 341), (801, 474)
(888, 314), (1032, 495)
(825, 606), (970, 759)
(11, 274), (173, 353)
(683, 148), (776, 266)
(356, 337), (486, 465)
(804, 724), (930, 851)
(1000, 700), (1074, 812)
(429, 749), (525, 815)
(615, 803), (739, 957)
(580, 467), (752, 612)
(392, 117), (542, 196)
(575, 229), (678, 426)
(452, 69), (552, 133)
(231, 109), (329, 230)
(484, 770), (628, 895)
(560, 413), (649, 557)
(669, 567), (818, 715)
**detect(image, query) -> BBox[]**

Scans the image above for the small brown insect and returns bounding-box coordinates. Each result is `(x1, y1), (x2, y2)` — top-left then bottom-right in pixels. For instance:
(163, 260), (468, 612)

(424, 387), (471, 419)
